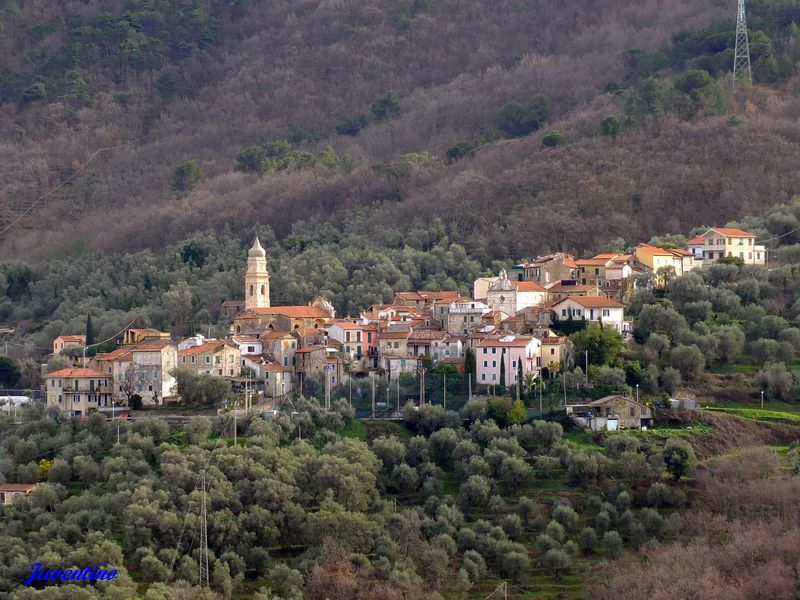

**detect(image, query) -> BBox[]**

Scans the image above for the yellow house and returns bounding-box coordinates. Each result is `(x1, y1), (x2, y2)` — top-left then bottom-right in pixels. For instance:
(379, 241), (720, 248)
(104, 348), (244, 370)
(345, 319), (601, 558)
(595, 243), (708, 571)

(122, 328), (170, 346)
(177, 341), (241, 377)
(635, 244), (696, 284)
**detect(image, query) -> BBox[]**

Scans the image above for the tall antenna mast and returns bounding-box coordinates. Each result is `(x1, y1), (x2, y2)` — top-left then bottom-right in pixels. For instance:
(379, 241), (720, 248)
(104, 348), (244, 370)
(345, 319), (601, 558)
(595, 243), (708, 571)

(199, 472), (210, 588)
(732, 0), (752, 89)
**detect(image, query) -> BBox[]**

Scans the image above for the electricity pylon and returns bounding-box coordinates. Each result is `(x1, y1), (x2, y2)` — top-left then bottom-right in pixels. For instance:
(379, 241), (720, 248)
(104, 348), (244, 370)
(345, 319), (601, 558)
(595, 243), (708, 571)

(732, 0), (752, 89)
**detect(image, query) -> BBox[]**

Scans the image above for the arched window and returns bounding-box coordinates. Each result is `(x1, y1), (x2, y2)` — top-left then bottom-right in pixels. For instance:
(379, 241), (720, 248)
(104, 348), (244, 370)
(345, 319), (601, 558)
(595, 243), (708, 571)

(235, 325), (241, 334)
(249, 284), (254, 296)
(261, 284), (265, 296)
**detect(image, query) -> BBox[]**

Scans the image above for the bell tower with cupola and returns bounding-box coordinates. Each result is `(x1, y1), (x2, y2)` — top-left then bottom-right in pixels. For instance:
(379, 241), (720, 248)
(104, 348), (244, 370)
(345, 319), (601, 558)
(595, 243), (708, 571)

(245, 237), (270, 310)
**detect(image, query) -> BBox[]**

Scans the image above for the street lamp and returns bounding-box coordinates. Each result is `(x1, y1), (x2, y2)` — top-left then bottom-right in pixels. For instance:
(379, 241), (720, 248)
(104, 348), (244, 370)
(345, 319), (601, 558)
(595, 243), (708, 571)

(761, 389), (764, 410)
(636, 383), (639, 403)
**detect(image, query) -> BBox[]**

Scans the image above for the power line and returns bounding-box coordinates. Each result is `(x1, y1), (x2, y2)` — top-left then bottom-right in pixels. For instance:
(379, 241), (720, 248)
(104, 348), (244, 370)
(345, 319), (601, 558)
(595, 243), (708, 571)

(0, 141), (133, 236)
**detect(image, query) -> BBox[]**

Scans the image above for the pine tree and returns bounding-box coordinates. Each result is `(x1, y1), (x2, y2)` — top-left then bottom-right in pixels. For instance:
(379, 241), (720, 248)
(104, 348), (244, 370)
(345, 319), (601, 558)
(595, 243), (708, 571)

(517, 358), (524, 401)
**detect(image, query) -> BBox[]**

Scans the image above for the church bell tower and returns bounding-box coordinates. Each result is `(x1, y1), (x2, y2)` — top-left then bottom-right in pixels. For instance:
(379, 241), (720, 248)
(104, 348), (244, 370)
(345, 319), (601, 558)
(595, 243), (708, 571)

(245, 237), (270, 310)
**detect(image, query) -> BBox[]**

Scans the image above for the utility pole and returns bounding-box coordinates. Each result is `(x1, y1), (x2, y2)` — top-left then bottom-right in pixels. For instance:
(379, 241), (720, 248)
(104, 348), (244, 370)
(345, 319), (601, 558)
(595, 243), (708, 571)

(733, 0), (752, 89)
(539, 375), (543, 416)
(233, 401), (237, 447)
(371, 371), (376, 419)
(117, 421), (120, 444)
(396, 375), (400, 415)
(584, 350), (589, 387)
(761, 389), (764, 410)
(563, 370), (567, 408)
(199, 472), (209, 589)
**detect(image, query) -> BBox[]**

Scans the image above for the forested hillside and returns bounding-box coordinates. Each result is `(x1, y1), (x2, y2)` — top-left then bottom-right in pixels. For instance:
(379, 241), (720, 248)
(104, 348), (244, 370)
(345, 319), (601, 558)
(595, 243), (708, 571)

(4, 0), (795, 260)
(4, 0), (800, 333)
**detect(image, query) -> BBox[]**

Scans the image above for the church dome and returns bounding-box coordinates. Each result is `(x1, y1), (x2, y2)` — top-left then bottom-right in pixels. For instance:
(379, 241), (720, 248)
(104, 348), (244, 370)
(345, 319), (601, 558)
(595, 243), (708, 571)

(248, 237), (266, 258)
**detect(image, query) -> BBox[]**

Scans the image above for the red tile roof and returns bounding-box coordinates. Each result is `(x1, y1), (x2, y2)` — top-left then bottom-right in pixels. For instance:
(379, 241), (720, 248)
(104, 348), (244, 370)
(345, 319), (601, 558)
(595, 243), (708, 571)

(328, 321), (364, 329)
(46, 368), (110, 378)
(477, 335), (536, 348)
(295, 345), (325, 354)
(56, 335), (85, 343)
(0, 483), (37, 492)
(636, 243), (675, 256)
(555, 296), (624, 308)
(395, 291), (465, 302)
(239, 306), (331, 318)
(687, 236), (704, 245)
(513, 281), (546, 292)
(178, 341), (228, 356)
(380, 331), (412, 339)
(95, 349), (133, 362)
(709, 227), (755, 237)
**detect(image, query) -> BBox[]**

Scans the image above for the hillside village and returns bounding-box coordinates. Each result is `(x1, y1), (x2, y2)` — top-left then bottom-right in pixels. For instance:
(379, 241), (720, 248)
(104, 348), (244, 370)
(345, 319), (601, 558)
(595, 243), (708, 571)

(38, 226), (766, 420)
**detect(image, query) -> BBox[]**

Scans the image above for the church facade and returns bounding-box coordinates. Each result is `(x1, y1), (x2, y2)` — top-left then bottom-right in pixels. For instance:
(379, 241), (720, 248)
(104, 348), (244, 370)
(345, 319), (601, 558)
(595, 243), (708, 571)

(232, 238), (336, 335)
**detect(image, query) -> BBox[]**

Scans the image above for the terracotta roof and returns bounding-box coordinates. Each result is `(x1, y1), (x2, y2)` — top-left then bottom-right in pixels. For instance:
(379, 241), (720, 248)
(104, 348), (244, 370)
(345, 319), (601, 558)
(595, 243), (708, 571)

(408, 329), (448, 341)
(178, 341), (228, 356)
(555, 296), (624, 308)
(132, 342), (173, 351)
(380, 331), (412, 339)
(477, 335), (536, 348)
(56, 335), (85, 343)
(261, 330), (293, 340)
(669, 248), (693, 257)
(239, 306), (331, 318)
(0, 483), (37, 492)
(636, 243), (675, 257)
(563, 257), (578, 268)
(95, 349), (133, 362)
(576, 259), (609, 266)
(263, 363), (292, 373)
(708, 227), (755, 237)
(293, 328), (324, 337)
(687, 236), (704, 245)
(513, 281), (546, 292)
(46, 368), (110, 378)
(540, 336), (568, 344)
(232, 335), (258, 343)
(128, 328), (168, 336)
(295, 345), (325, 354)
(328, 321), (364, 330)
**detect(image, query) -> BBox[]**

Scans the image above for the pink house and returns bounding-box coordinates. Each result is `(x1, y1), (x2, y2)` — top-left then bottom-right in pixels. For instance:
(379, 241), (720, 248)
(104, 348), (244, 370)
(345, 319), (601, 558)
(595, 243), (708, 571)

(476, 335), (541, 387)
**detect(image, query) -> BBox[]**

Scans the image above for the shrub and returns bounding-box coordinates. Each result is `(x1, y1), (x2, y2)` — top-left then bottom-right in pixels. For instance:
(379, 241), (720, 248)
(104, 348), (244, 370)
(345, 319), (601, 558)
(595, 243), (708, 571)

(496, 95), (549, 137)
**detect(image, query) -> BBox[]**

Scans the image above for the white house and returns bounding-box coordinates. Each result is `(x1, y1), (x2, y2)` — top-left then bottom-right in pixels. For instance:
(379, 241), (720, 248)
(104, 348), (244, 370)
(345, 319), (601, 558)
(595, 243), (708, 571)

(552, 297), (626, 332)
(485, 270), (547, 316)
(231, 335), (263, 356)
(688, 227), (765, 265)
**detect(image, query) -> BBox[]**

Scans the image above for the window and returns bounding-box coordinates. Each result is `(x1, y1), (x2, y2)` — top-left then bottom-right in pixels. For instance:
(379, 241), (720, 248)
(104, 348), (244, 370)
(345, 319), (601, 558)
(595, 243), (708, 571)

(561, 309), (567, 317)
(357, 345), (362, 355)
(483, 348), (487, 354)
(393, 342), (399, 349)
(249, 284), (254, 296)
(630, 407), (635, 417)
(492, 374), (496, 381)
(191, 356), (195, 364)
(482, 373), (486, 381)
(247, 346), (254, 353)
(594, 268), (600, 275)
(551, 348), (555, 355)
(367, 332), (372, 343)
(345, 332), (351, 342)
(512, 360), (516, 368)
(492, 361), (496, 367)
(483, 360), (488, 367)
(602, 309), (610, 317)
(492, 348), (496, 354)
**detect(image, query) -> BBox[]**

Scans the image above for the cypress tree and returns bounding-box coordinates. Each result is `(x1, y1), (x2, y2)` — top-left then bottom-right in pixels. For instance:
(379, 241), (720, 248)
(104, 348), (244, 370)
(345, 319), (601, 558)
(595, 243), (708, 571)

(499, 348), (506, 392)
(85, 314), (95, 347)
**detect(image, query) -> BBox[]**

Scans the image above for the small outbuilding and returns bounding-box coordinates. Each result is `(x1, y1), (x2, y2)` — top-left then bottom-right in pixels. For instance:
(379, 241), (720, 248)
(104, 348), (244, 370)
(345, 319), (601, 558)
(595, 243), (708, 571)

(566, 394), (653, 431)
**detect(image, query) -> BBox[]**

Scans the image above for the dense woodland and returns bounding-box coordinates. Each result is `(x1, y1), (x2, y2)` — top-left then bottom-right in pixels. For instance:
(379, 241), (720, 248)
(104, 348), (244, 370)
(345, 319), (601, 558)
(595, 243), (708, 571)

(1, 0), (800, 265)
